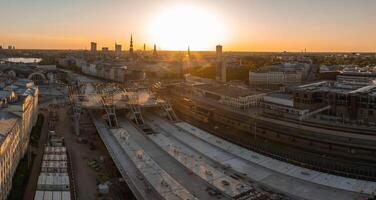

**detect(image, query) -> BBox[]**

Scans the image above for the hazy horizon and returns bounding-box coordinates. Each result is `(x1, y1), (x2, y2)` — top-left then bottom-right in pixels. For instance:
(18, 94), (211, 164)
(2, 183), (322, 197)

(1, 0), (376, 52)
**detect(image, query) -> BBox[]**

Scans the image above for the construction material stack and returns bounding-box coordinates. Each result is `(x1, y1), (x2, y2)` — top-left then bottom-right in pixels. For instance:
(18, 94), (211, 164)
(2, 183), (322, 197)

(34, 132), (73, 200)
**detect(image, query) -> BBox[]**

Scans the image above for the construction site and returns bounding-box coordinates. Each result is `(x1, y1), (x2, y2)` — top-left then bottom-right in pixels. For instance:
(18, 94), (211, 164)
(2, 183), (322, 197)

(61, 72), (376, 200)
(64, 79), (276, 200)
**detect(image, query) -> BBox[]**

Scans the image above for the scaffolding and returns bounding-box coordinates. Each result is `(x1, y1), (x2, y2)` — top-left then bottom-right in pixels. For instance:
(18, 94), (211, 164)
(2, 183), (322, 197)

(130, 104), (144, 126)
(161, 102), (178, 122)
(100, 92), (119, 129)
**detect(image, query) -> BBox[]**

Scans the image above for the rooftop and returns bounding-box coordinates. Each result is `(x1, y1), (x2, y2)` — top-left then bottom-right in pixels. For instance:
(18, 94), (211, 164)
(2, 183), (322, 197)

(174, 121), (376, 198)
(340, 71), (376, 77)
(251, 62), (310, 73)
(267, 92), (293, 100)
(291, 81), (376, 96)
(195, 83), (265, 98)
(0, 111), (20, 145)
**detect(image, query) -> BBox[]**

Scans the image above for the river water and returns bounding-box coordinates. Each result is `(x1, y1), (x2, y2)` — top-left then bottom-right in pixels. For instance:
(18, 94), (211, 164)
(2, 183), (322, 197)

(1, 57), (42, 63)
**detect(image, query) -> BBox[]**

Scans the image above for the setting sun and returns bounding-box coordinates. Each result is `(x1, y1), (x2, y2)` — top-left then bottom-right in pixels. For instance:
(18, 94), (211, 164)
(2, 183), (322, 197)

(148, 5), (227, 51)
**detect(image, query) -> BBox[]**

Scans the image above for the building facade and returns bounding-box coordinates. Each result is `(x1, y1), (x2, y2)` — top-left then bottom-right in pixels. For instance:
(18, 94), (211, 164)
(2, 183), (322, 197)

(90, 42), (97, 54)
(249, 70), (303, 86)
(0, 79), (39, 200)
(249, 62), (310, 86)
(115, 43), (122, 57)
(173, 82), (266, 109)
(337, 71), (376, 85)
(293, 81), (376, 123)
(215, 45), (226, 83)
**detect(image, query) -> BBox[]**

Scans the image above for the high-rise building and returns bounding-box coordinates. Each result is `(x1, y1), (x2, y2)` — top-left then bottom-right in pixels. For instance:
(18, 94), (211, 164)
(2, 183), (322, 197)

(102, 47), (109, 54)
(153, 44), (157, 57)
(115, 43), (122, 57)
(215, 45), (226, 82)
(129, 34), (134, 55)
(187, 46), (191, 69)
(90, 42), (97, 54)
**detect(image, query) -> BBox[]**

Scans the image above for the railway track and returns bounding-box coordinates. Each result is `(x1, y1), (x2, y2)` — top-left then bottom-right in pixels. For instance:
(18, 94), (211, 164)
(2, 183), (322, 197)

(175, 109), (376, 181)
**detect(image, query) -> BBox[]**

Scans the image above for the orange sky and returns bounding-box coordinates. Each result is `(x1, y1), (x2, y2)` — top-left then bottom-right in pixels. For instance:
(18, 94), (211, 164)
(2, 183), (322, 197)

(1, 0), (376, 52)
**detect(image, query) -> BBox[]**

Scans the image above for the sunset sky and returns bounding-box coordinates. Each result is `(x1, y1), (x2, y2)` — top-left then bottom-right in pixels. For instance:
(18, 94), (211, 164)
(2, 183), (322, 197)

(1, 0), (376, 52)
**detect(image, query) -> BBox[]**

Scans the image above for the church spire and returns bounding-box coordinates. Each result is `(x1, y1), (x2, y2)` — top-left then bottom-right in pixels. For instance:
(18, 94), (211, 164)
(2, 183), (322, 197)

(129, 34), (134, 54)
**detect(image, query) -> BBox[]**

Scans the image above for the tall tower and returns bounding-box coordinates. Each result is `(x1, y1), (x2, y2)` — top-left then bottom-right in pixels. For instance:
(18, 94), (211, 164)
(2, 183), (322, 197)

(186, 46), (191, 73)
(153, 44), (157, 57)
(90, 42), (97, 54)
(215, 45), (226, 82)
(115, 43), (122, 57)
(143, 43), (146, 51)
(129, 34), (134, 55)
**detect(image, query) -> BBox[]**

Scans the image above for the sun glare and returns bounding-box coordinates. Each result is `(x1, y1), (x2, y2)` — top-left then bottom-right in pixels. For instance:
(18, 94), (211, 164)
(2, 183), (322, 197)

(148, 5), (226, 51)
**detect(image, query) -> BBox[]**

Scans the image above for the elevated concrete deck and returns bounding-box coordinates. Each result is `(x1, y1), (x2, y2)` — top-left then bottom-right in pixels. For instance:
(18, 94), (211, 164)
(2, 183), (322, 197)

(91, 112), (158, 200)
(111, 128), (198, 200)
(117, 117), (226, 200)
(148, 133), (252, 199)
(145, 113), (375, 200)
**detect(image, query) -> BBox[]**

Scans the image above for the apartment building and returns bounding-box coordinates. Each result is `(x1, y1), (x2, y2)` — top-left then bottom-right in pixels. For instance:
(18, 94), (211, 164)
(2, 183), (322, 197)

(0, 78), (39, 200)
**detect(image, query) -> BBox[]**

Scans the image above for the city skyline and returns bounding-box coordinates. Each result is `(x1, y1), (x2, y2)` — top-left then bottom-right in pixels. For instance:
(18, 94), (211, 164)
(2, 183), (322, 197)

(1, 1), (376, 199)
(1, 0), (376, 52)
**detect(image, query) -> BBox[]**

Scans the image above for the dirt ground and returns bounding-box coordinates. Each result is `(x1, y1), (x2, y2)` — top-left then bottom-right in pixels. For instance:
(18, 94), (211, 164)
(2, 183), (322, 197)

(55, 106), (132, 200)
(23, 101), (132, 200)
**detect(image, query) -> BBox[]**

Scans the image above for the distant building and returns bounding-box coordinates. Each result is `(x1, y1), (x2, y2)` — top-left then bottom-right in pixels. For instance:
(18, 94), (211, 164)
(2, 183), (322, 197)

(7, 46), (12, 50)
(194, 83), (265, 109)
(0, 64), (55, 85)
(261, 79), (376, 124)
(318, 65), (341, 80)
(293, 81), (376, 123)
(261, 92), (310, 117)
(115, 43), (122, 57)
(102, 47), (109, 54)
(80, 63), (97, 77)
(81, 62), (145, 82)
(90, 42), (97, 54)
(153, 44), (157, 57)
(96, 64), (145, 82)
(173, 79), (266, 109)
(215, 45), (226, 83)
(249, 62), (310, 86)
(129, 35), (134, 55)
(337, 71), (376, 85)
